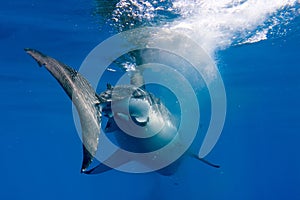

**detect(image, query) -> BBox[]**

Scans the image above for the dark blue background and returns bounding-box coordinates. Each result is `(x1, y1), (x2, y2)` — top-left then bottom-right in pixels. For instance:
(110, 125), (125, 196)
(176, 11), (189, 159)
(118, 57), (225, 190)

(1, 1), (299, 199)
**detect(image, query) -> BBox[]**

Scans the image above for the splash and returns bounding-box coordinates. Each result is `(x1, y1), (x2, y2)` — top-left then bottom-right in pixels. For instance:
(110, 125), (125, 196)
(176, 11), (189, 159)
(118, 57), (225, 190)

(93, 0), (299, 83)
(170, 0), (299, 53)
(96, 0), (299, 54)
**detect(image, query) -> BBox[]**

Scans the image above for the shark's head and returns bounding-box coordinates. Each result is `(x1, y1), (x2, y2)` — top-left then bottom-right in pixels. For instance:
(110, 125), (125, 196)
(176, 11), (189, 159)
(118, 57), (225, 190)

(99, 84), (177, 142)
(100, 85), (152, 128)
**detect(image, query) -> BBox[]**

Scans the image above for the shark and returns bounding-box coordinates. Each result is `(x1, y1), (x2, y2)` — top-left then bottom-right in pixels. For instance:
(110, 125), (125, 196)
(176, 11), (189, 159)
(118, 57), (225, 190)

(25, 48), (219, 175)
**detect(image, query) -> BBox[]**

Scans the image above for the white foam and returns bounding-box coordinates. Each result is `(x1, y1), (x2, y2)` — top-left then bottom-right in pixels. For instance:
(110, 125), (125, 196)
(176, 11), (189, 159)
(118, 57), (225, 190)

(108, 0), (299, 81)
(169, 0), (299, 54)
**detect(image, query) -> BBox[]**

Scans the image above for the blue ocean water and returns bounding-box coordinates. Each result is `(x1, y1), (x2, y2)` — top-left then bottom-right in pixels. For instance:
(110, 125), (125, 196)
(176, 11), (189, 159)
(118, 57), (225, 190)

(1, 0), (300, 200)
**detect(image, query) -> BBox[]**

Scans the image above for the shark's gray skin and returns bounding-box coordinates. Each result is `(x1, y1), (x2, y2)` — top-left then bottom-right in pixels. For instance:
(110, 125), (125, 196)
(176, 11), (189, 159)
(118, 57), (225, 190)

(25, 48), (180, 174)
(25, 48), (219, 175)
(25, 48), (101, 172)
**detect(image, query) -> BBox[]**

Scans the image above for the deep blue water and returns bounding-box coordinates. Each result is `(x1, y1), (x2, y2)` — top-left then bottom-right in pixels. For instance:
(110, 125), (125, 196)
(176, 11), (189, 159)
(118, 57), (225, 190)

(1, 1), (300, 200)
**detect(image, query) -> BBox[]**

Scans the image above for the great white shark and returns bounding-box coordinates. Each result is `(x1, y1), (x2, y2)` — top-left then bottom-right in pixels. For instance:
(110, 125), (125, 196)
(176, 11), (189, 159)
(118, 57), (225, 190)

(25, 48), (219, 175)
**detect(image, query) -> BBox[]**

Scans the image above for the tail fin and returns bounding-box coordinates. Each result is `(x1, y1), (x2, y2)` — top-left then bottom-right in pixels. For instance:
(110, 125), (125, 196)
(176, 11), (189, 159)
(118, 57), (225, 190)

(25, 48), (102, 172)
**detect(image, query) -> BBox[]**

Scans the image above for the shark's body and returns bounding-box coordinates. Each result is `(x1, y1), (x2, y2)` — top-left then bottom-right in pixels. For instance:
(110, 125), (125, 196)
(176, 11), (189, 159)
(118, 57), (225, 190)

(25, 48), (183, 175)
(25, 48), (219, 175)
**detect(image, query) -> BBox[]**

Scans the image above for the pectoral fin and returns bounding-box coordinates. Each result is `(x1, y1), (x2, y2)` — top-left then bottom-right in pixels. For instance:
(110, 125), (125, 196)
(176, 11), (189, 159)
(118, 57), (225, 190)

(191, 154), (220, 168)
(25, 48), (102, 172)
